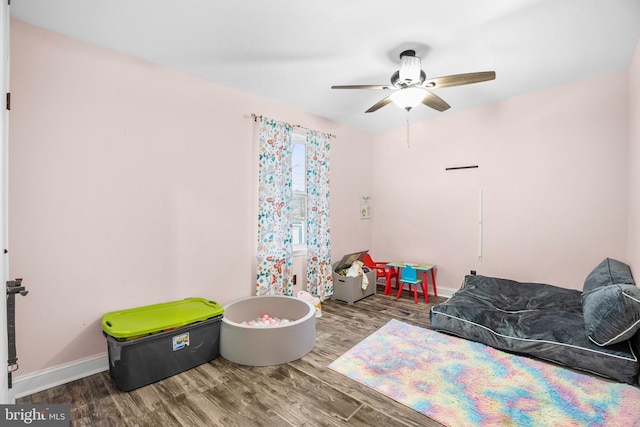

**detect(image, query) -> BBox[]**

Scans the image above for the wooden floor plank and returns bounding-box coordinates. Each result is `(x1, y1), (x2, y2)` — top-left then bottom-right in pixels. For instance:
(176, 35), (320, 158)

(17, 286), (447, 426)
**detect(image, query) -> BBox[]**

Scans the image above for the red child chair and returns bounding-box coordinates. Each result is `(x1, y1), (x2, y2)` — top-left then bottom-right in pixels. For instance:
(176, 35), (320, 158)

(362, 253), (398, 295)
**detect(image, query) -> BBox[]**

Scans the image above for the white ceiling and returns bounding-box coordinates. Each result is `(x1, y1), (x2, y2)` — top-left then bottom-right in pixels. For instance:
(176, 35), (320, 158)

(10, 0), (640, 134)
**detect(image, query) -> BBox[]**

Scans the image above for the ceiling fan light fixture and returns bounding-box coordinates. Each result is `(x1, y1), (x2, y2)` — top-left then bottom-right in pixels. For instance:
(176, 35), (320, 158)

(399, 54), (421, 83)
(390, 87), (426, 111)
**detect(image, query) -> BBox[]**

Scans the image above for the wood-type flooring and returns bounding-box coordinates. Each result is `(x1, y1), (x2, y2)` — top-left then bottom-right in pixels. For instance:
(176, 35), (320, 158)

(18, 284), (447, 426)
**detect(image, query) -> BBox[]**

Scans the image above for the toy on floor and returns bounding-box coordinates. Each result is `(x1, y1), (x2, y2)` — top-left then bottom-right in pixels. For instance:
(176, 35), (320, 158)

(297, 290), (322, 317)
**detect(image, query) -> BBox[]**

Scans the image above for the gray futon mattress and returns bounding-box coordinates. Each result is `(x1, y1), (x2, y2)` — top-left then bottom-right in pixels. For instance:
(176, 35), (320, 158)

(430, 275), (639, 384)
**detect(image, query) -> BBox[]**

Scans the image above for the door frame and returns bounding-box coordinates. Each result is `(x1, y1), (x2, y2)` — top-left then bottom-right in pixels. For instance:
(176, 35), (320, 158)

(1, 0), (11, 404)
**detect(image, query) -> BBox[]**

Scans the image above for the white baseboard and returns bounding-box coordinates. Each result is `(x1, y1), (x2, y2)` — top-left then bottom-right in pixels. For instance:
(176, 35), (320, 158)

(376, 280), (457, 299)
(11, 353), (109, 401)
(435, 286), (457, 298)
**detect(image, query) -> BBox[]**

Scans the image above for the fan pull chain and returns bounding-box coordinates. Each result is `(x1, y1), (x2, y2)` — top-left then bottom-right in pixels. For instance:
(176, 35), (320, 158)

(406, 113), (410, 148)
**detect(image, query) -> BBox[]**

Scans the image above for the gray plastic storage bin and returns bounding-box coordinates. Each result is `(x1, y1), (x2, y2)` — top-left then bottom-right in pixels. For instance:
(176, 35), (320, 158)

(105, 317), (221, 391)
(102, 298), (224, 391)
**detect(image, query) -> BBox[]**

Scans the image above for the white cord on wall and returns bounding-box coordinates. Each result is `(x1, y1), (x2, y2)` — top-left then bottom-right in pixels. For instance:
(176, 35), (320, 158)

(478, 189), (483, 261)
(406, 114), (410, 148)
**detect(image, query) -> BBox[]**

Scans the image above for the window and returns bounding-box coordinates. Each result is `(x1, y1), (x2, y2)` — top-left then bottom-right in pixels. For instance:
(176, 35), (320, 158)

(291, 133), (307, 252)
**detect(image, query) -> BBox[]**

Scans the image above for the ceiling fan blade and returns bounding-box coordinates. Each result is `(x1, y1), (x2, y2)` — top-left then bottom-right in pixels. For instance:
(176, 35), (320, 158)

(331, 84), (393, 90)
(425, 71), (496, 89)
(365, 97), (393, 113)
(421, 91), (450, 112)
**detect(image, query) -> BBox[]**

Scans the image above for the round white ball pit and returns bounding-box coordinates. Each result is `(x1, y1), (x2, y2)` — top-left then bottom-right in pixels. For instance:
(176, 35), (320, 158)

(220, 296), (316, 366)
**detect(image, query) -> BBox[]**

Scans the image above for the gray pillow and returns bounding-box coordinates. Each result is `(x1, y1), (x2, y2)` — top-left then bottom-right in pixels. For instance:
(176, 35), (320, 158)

(583, 258), (635, 293)
(581, 258), (638, 346)
(582, 284), (640, 346)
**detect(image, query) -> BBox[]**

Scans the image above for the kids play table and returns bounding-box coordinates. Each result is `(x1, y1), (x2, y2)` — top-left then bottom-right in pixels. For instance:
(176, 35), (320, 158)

(385, 262), (438, 303)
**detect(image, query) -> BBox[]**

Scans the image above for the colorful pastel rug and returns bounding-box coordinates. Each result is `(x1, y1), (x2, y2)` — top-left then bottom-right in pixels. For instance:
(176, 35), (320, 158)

(329, 319), (640, 427)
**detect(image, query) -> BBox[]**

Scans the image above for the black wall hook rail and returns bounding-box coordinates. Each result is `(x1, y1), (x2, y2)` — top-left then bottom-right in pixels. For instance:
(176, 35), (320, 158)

(445, 165), (479, 171)
(6, 278), (28, 389)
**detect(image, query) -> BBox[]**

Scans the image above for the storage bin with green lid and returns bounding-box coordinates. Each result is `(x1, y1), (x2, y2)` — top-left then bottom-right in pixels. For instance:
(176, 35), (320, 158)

(102, 297), (224, 391)
(102, 297), (224, 340)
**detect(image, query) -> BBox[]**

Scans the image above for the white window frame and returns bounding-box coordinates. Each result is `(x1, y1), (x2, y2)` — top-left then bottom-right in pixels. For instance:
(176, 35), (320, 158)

(291, 131), (307, 256)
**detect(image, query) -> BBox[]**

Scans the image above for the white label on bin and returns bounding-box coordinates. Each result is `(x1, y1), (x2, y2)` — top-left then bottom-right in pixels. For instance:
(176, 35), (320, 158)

(172, 332), (190, 351)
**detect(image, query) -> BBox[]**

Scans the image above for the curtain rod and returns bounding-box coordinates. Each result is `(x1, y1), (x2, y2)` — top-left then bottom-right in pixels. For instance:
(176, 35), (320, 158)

(250, 113), (336, 138)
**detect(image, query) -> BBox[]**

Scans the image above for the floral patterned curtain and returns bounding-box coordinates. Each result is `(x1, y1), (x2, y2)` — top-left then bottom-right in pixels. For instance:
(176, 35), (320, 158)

(306, 130), (333, 301)
(256, 118), (294, 296)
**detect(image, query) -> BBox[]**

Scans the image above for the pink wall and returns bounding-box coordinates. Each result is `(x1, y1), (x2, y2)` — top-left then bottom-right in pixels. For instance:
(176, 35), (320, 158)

(629, 40), (640, 277)
(9, 20), (372, 376)
(371, 69), (630, 291)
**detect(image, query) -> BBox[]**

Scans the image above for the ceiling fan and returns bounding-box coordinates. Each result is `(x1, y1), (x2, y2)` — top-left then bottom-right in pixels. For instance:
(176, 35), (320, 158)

(331, 50), (496, 113)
